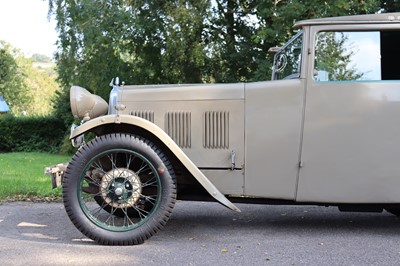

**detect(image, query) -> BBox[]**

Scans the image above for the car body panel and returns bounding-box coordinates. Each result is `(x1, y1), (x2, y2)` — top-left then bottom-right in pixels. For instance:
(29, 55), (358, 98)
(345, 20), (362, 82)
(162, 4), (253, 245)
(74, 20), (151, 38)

(121, 83), (244, 101)
(298, 80), (400, 203)
(244, 79), (305, 199)
(297, 22), (400, 203)
(113, 84), (246, 197)
(116, 98), (245, 170)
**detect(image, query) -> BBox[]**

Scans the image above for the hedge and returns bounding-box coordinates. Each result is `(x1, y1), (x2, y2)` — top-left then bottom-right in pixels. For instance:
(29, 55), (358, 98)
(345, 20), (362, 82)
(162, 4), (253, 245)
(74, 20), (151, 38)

(0, 114), (66, 153)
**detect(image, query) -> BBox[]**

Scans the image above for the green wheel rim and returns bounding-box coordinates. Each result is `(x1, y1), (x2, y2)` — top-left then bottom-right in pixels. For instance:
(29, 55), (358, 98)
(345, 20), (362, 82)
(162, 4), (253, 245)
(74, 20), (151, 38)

(77, 149), (162, 232)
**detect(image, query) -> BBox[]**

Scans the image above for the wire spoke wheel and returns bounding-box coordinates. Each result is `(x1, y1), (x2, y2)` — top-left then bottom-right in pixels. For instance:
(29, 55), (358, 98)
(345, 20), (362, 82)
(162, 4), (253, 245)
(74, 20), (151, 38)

(63, 134), (176, 245)
(81, 149), (160, 230)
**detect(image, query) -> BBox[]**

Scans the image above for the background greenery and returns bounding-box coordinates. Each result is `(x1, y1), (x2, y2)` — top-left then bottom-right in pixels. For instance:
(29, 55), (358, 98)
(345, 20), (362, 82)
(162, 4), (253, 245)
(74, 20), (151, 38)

(0, 0), (399, 199)
(0, 152), (70, 201)
(0, 41), (59, 116)
(0, 114), (65, 153)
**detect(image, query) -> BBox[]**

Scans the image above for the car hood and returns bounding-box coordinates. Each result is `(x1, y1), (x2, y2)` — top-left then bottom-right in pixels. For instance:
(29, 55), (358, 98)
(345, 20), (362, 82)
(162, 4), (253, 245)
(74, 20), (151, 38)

(119, 83), (245, 102)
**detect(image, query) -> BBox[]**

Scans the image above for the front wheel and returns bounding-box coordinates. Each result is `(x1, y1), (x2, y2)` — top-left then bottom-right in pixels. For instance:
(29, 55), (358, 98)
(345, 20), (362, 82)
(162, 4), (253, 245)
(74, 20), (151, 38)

(63, 133), (176, 245)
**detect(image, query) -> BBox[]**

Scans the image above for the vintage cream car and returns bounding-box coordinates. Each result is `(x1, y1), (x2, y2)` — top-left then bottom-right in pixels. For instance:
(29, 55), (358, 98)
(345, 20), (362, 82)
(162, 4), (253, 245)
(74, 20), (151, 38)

(48, 13), (400, 245)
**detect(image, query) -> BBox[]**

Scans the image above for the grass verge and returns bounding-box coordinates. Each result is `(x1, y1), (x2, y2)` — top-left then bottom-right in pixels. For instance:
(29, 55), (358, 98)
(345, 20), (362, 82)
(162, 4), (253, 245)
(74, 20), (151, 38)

(0, 152), (71, 202)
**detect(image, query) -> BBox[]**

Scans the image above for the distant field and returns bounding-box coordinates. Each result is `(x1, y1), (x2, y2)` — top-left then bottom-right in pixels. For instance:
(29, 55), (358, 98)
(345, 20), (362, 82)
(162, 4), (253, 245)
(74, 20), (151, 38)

(0, 152), (70, 201)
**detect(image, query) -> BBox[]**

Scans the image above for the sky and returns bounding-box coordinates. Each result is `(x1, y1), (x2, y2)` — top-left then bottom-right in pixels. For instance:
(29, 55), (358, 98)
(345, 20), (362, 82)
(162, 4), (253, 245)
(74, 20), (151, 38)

(0, 0), (57, 57)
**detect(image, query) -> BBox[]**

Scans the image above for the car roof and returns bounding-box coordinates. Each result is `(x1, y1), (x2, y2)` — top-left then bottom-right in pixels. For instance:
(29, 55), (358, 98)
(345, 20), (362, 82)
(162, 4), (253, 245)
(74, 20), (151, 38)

(294, 12), (400, 28)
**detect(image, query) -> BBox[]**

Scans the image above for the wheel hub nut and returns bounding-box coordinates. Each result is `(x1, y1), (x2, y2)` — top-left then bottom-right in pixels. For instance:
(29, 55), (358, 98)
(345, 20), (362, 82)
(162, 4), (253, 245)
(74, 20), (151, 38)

(114, 187), (123, 196)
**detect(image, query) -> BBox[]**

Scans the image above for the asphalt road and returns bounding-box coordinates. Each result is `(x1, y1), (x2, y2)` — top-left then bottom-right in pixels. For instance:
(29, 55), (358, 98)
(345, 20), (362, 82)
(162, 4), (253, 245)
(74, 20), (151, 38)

(0, 201), (399, 266)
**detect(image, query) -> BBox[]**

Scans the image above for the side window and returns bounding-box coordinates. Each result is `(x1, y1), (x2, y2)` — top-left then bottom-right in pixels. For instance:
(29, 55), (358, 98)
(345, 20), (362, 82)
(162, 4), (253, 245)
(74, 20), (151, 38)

(314, 31), (381, 81)
(272, 31), (303, 80)
(315, 30), (400, 82)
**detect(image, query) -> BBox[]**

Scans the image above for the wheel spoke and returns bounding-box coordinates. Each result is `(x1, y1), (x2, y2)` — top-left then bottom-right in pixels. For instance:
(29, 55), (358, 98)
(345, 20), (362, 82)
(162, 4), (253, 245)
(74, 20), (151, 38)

(92, 160), (106, 174)
(125, 153), (135, 169)
(136, 160), (150, 175)
(141, 177), (158, 188)
(132, 205), (150, 221)
(90, 203), (107, 218)
(107, 153), (118, 170)
(84, 175), (101, 187)
(77, 148), (164, 232)
(141, 195), (157, 206)
(120, 207), (135, 226)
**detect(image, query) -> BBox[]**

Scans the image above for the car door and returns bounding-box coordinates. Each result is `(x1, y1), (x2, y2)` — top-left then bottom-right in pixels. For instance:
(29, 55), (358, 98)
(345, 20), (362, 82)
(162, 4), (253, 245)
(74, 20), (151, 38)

(297, 25), (400, 203)
(244, 31), (307, 199)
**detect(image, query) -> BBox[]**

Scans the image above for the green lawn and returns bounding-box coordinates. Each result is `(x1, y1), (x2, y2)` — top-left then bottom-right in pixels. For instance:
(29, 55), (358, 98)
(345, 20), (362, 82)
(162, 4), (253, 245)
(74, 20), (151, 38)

(0, 152), (71, 201)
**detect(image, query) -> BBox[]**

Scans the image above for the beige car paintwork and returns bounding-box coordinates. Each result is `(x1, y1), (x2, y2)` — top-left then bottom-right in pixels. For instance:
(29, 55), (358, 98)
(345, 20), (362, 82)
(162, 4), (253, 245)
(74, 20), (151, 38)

(244, 79), (305, 200)
(297, 22), (400, 203)
(69, 13), (400, 207)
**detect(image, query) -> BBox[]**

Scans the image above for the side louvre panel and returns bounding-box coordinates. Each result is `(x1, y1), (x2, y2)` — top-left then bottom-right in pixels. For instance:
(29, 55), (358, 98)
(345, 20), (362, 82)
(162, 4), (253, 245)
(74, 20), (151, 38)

(203, 111), (229, 149)
(165, 112), (192, 148)
(130, 111), (155, 123)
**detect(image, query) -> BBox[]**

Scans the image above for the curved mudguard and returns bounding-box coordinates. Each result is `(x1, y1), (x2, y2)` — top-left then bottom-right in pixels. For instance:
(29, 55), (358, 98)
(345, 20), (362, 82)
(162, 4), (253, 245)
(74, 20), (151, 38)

(70, 114), (241, 212)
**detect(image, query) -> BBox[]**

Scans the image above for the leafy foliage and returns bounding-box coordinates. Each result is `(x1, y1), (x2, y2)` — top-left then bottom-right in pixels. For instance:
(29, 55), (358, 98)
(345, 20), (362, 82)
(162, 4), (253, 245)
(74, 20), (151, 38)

(380, 0), (400, 12)
(0, 41), (60, 116)
(0, 114), (65, 153)
(315, 32), (363, 81)
(18, 56), (60, 115)
(47, 0), (391, 125)
(0, 42), (30, 115)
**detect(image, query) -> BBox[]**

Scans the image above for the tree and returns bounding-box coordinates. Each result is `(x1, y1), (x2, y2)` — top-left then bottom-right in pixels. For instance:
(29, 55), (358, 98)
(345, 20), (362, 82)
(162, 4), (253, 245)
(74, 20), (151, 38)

(0, 42), (29, 115)
(380, 0), (400, 12)
(0, 41), (59, 116)
(314, 32), (363, 81)
(161, 1), (210, 83)
(19, 55), (59, 115)
(31, 54), (52, 63)
(208, 0), (260, 82)
(49, 0), (212, 90)
(48, 0), (212, 124)
(48, 0), (132, 99)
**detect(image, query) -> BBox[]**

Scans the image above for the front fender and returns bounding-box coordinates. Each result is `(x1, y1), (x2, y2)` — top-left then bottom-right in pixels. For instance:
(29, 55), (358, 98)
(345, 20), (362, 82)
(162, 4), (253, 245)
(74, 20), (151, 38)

(70, 114), (240, 212)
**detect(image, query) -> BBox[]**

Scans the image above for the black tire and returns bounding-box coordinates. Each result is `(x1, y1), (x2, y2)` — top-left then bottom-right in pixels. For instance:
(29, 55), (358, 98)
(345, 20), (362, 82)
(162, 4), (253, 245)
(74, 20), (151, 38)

(63, 133), (176, 245)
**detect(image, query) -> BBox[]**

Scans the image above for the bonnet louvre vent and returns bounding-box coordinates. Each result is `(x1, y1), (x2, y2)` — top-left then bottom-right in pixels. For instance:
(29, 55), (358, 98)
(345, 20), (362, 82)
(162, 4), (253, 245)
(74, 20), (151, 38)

(130, 111), (155, 123)
(203, 111), (229, 149)
(165, 112), (191, 148)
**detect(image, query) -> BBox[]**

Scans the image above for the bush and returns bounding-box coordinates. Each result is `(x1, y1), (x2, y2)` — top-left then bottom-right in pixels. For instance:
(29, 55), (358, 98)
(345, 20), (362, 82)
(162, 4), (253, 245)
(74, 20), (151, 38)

(0, 114), (66, 153)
